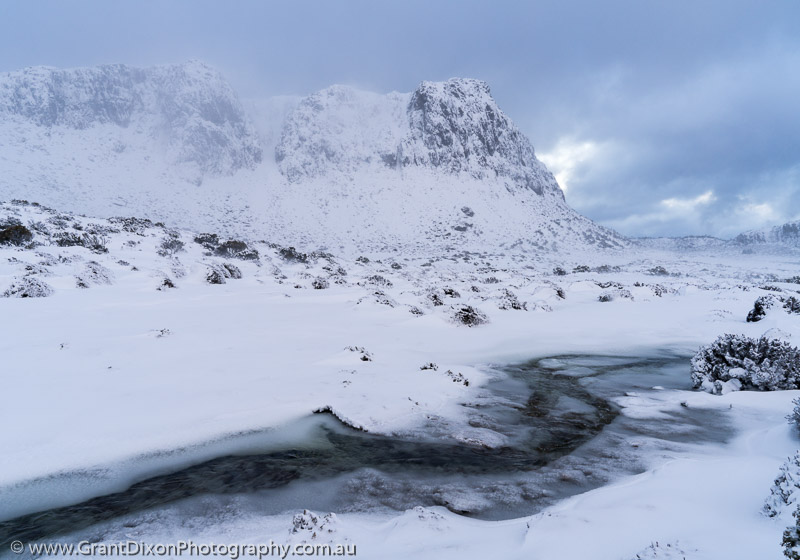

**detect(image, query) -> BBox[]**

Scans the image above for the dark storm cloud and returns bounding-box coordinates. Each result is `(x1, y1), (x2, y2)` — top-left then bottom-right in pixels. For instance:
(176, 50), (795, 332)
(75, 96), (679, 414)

(0, 0), (797, 237)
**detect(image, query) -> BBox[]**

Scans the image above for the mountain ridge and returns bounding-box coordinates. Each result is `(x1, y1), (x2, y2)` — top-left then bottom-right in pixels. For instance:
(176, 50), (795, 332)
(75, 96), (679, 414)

(0, 60), (623, 253)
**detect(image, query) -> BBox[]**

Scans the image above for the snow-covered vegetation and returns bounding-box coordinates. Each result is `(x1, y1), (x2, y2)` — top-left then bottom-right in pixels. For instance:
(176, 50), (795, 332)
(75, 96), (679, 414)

(691, 334), (800, 394)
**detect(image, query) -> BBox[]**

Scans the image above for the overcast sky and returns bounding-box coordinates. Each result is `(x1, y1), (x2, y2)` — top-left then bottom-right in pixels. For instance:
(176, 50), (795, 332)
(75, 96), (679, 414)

(1, 0), (798, 238)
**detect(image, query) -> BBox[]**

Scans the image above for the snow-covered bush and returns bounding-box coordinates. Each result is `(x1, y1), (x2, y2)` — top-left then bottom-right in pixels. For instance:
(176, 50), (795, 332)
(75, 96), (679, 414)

(0, 223), (33, 246)
(312, 277), (329, 289)
(691, 334), (800, 394)
(497, 288), (526, 310)
(290, 510), (339, 542)
(747, 294), (800, 321)
(443, 287), (460, 298)
(3, 276), (54, 298)
(451, 304), (488, 327)
(109, 216), (160, 235)
(157, 233), (185, 257)
(157, 277), (176, 290)
(215, 239), (259, 261)
(627, 541), (691, 559)
(78, 261), (113, 286)
(648, 265), (670, 276)
(747, 295), (780, 322)
(357, 290), (396, 307)
(205, 263), (242, 285)
(276, 246), (309, 263)
(789, 399), (800, 431)
(427, 291), (444, 307)
(52, 231), (107, 253)
(195, 233), (259, 260)
(766, 451), (800, 520)
(344, 346), (372, 361)
(361, 274), (392, 288)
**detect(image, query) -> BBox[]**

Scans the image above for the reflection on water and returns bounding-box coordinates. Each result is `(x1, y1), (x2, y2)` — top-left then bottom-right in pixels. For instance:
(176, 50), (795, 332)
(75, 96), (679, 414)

(0, 353), (732, 546)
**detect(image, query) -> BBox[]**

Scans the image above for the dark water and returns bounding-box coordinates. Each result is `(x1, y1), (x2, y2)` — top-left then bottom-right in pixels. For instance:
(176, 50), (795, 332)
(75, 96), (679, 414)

(0, 353), (730, 546)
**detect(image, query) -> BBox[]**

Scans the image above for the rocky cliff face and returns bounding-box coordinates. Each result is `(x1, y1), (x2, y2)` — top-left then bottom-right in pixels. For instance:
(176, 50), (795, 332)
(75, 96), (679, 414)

(399, 79), (562, 197)
(0, 60), (262, 174)
(276, 78), (562, 199)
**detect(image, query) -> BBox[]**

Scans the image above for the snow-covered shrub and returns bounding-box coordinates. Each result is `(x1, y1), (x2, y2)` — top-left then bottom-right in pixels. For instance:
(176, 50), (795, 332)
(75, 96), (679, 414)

(362, 274), (392, 288)
(158, 233), (185, 257)
(344, 346), (372, 361)
(312, 277), (329, 289)
(290, 510), (339, 542)
(747, 295), (780, 322)
(451, 304), (488, 327)
(497, 288), (527, 310)
(691, 334), (800, 394)
(445, 369), (469, 386)
(787, 277), (800, 285)
(0, 223), (33, 246)
(157, 277), (176, 290)
(572, 265), (590, 273)
(785, 521), (800, 559)
(52, 232), (108, 253)
(215, 239), (259, 261)
(78, 261), (113, 286)
(627, 541), (691, 559)
(205, 263), (242, 285)
(109, 216), (159, 235)
(789, 399), (800, 431)
(427, 291), (444, 307)
(194, 232), (219, 249)
(322, 264), (348, 285)
(747, 295), (800, 321)
(276, 246), (308, 263)
(206, 267), (225, 285)
(195, 233), (259, 261)
(3, 276), (54, 298)
(762, 284), (784, 292)
(552, 266), (567, 276)
(598, 293), (613, 302)
(765, 451), (800, 518)
(648, 265), (670, 276)
(650, 284), (670, 297)
(357, 290), (396, 307)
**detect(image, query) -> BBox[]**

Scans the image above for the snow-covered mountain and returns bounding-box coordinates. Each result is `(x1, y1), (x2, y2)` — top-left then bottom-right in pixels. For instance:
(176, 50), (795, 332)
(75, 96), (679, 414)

(277, 79), (562, 198)
(0, 61), (624, 253)
(0, 60), (261, 175)
(734, 220), (800, 247)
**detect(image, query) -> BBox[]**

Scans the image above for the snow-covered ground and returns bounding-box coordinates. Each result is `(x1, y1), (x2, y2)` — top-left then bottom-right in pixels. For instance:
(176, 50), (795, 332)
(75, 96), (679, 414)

(2, 200), (800, 558)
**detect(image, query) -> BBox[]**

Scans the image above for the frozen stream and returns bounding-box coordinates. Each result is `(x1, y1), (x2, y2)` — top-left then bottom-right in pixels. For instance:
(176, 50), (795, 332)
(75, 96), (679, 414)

(0, 353), (733, 546)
